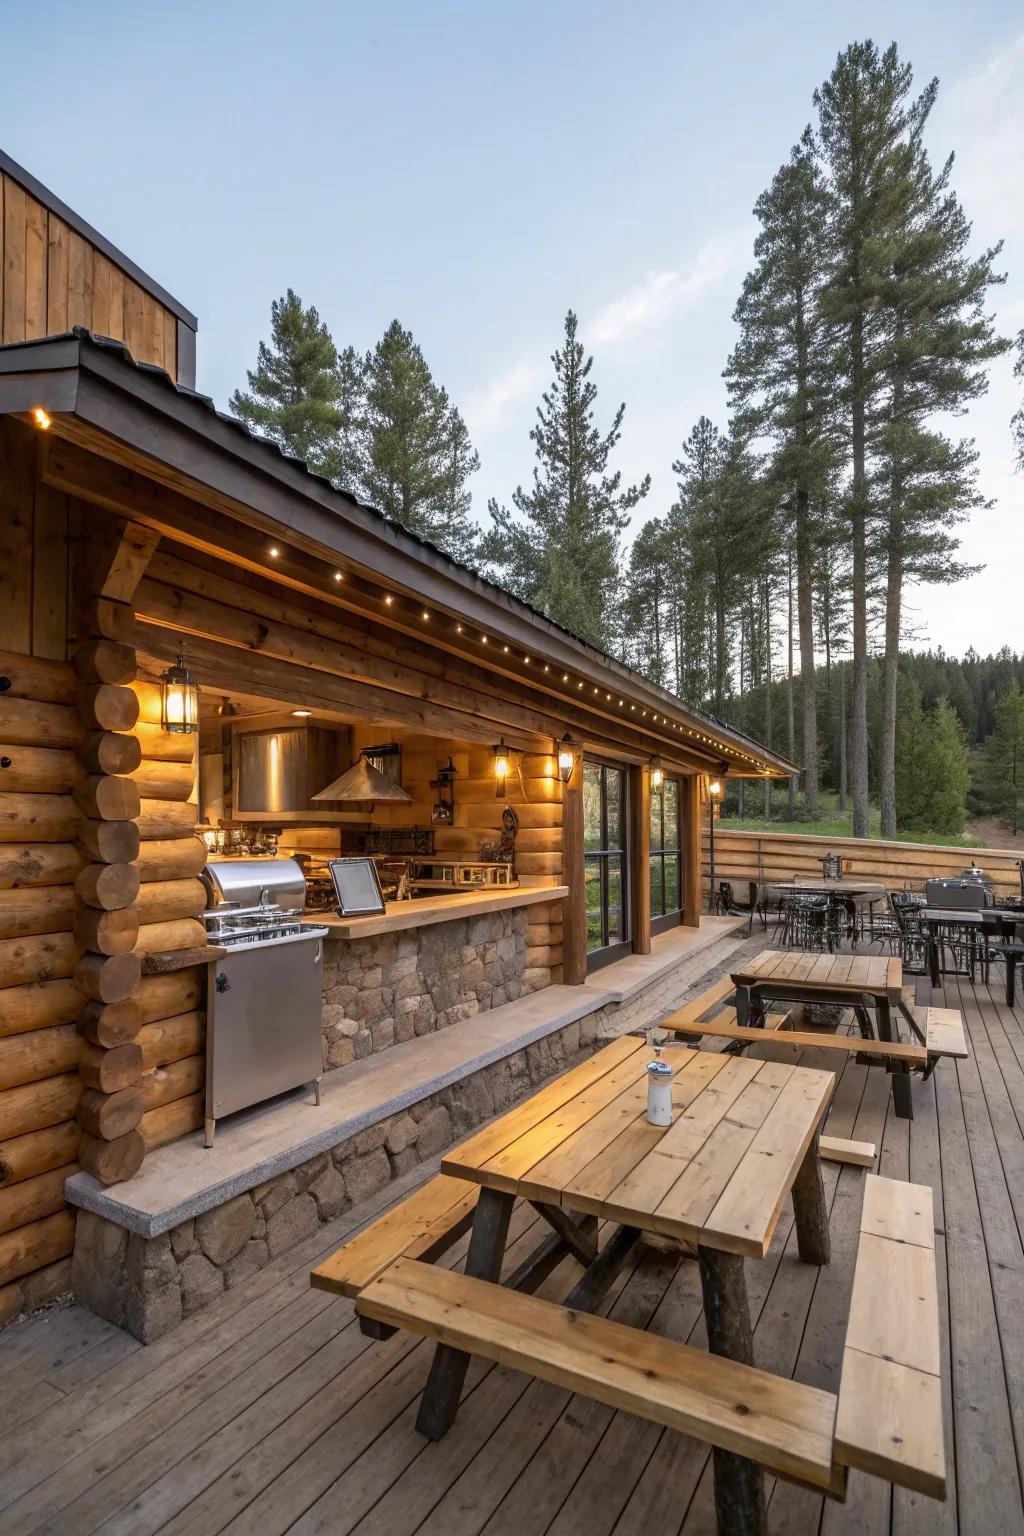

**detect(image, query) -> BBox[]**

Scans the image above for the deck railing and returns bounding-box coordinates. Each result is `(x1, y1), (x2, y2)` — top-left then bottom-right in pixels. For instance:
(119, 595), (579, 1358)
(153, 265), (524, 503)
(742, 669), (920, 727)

(700, 826), (1024, 901)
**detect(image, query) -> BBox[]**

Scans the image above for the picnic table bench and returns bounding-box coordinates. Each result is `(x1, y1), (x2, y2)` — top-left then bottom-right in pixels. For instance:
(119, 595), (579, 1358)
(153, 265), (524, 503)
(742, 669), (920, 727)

(313, 1033), (946, 1534)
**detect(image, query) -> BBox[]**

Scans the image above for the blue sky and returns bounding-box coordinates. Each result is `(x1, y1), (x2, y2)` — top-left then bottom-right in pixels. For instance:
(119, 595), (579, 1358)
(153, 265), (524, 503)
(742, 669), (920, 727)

(3, 0), (1022, 656)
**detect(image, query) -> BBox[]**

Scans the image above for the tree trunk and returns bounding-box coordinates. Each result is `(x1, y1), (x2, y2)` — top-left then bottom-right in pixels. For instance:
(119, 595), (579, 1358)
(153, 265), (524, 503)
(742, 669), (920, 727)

(880, 547), (902, 837)
(795, 489), (819, 817)
(764, 579), (773, 821)
(838, 661), (848, 814)
(787, 551), (797, 819)
(850, 314), (870, 836)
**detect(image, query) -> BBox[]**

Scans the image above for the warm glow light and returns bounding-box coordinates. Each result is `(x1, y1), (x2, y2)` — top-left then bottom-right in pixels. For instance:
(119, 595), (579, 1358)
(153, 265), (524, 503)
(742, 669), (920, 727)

(503, 645), (509, 653)
(291, 709), (312, 718)
(422, 610), (430, 620)
(160, 647), (199, 735)
(709, 779), (722, 797)
(556, 733), (577, 785)
(269, 546), (280, 558)
(481, 636), (488, 644)
(333, 571), (343, 582)
(456, 624), (463, 633)
(651, 758), (664, 792)
(32, 407), (51, 430)
(494, 754), (510, 779)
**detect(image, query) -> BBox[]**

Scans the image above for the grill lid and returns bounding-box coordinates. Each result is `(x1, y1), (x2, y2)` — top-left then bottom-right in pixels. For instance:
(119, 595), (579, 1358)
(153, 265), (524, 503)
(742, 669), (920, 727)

(201, 856), (306, 912)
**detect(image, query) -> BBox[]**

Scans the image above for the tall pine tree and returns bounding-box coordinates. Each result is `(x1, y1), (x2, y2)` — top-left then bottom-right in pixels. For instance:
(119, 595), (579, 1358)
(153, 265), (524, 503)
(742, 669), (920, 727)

(873, 94), (1007, 836)
(815, 42), (930, 837)
(727, 131), (835, 815)
(481, 311), (649, 649)
(362, 321), (480, 564)
(981, 680), (1024, 835)
(231, 290), (351, 480)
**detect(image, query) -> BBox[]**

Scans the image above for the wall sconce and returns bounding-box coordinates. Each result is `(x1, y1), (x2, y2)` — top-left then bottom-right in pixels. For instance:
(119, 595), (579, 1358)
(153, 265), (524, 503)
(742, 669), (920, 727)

(492, 738), (516, 799)
(650, 756), (664, 792)
(160, 646), (199, 734)
(708, 778), (722, 799)
(555, 732), (579, 785)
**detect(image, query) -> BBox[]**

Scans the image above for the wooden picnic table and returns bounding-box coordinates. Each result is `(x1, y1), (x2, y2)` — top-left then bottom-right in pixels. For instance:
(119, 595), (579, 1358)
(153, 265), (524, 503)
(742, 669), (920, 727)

(730, 948), (914, 1118)
(426, 1032), (835, 1529)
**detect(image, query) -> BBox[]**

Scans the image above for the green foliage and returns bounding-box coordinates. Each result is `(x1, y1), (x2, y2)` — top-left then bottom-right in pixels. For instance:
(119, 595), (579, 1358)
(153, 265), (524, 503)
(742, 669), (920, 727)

(230, 290), (350, 479)
(481, 311), (649, 650)
(895, 679), (970, 834)
(362, 321), (480, 563)
(979, 680), (1024, 835)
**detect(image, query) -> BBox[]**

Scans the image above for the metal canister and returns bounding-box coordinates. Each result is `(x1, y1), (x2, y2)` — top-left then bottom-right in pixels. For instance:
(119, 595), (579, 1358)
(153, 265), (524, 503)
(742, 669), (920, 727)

(646, 1051), (674, 1127)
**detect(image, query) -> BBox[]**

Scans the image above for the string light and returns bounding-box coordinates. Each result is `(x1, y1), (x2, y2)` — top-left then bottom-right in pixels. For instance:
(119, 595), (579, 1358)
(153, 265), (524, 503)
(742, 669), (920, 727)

(421, 610), (430, 620)
(456, 623), (463, 633)
(32, 407), (51, 430)
(269, 546), (281, 559)
(384, 594), (394, 606)
(333, 571), (343, 582)
(503, 645), (509, 653)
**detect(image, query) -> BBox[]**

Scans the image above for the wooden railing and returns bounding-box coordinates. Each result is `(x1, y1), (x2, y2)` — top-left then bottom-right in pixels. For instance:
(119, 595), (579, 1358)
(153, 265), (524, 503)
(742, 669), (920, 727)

(701, 827), (1024, 900)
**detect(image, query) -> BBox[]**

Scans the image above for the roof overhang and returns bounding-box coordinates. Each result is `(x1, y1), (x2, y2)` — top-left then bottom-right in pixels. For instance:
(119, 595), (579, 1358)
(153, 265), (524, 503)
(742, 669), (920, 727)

(0, 332), (796, 777)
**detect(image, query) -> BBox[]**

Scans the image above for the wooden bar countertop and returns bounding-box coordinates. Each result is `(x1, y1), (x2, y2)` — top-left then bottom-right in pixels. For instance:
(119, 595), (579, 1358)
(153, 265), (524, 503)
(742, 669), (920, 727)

(317, 884), (569, 940)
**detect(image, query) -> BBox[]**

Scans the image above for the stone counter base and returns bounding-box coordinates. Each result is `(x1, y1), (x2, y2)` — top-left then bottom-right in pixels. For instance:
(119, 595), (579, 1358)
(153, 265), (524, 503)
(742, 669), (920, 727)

(322, 907), (550, 1068)
(73, 1012), (598, 1343)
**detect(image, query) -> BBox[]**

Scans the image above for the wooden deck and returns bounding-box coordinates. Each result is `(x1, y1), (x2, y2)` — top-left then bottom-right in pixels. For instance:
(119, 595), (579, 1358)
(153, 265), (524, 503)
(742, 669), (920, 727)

(1, 939), (1023, 1535)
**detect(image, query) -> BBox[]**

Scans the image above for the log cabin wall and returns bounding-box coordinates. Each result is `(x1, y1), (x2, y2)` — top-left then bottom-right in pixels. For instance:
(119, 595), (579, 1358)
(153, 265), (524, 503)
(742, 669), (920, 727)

(0, 162), (194, 383)
(128, 680), (206, 1153)
(0, 417), (79, 1324)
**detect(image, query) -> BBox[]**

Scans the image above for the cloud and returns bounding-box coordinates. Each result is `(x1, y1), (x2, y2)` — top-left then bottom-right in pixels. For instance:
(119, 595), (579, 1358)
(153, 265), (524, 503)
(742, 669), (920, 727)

(465, 229), (750, 439)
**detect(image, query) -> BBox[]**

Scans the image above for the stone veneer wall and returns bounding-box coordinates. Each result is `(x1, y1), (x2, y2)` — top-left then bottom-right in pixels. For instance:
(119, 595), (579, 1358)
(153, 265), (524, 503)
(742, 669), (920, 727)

(321, 907), (545, 1068)
(73, 1010), (598, 1342)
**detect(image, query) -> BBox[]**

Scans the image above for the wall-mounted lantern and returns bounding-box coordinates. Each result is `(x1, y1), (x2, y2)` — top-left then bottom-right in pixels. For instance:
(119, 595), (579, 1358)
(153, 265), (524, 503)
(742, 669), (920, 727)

(492, 738), (521, 799)
(555, 732), (579, 785)
(160, 646), (199, 735)
(650, 755), (664, 792)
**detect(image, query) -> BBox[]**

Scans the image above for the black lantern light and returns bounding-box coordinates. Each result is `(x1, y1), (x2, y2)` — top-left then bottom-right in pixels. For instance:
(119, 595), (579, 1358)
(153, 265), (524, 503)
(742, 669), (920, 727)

(160, 646), (199, 735)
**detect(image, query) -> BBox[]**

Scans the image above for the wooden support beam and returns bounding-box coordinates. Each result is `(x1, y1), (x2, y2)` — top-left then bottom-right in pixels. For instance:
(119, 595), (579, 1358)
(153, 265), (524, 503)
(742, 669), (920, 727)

(88, 516), (160, 604)
(561, 755), (586, 986)
(630, 762), (651, 956)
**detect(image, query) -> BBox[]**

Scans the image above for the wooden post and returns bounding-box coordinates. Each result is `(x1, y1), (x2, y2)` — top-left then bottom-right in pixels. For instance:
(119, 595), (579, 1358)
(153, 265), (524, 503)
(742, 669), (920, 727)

(791, 1133), (831, 1266)
(417, 1186), (514, 1438)
(630, 763), (651, 956)
(680, 775), (701, 928)
(561, 754), (587, 984)
(698, 1246), (767, 1536)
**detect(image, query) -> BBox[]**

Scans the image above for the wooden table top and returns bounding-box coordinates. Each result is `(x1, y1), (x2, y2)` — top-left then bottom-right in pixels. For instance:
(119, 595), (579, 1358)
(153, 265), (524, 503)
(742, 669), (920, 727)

(731, 948), (903, 1001)
(441, 1035), (834, 1259)
(770, 879), (888, 897)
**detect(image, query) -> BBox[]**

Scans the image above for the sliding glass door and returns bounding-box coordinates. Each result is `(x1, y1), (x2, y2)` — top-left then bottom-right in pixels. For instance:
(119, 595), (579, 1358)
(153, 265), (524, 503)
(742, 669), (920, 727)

(649, 775), (684, 934)
(583, 760), (631, 968)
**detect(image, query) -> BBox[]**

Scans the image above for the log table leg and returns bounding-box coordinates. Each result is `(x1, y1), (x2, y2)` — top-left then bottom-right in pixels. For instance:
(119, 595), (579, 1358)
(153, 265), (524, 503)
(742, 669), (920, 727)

(791, 1133), (831, 1266)
(416, 1186), (513, 1439)
(697, 1246), (767, 1536)
(876, 999), (914, 1120)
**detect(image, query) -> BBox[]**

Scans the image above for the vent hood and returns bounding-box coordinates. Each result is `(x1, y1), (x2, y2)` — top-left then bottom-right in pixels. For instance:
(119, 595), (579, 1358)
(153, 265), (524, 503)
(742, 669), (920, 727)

(312, 754), (413, 804)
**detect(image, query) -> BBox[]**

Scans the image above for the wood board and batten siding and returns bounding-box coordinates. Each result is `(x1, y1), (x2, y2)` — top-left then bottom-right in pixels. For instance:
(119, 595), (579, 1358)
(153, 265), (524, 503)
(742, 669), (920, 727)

(1, 167), (179, 376)
(703, 827), (1024, 901)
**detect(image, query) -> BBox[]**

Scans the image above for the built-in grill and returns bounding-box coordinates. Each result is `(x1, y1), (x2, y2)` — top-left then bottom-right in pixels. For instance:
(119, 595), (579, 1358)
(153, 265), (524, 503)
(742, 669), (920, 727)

(200, 857), (329, 1146)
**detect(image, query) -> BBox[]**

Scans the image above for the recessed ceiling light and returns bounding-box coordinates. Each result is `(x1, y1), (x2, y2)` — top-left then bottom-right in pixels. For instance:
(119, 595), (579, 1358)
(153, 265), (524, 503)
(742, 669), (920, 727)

(292, 709), (312, 718)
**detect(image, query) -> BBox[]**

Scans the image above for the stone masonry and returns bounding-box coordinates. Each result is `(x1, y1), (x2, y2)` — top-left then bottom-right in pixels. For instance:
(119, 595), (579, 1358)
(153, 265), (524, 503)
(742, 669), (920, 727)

(72, 1010), (598, 1342)
(321, 908), (541, 1069)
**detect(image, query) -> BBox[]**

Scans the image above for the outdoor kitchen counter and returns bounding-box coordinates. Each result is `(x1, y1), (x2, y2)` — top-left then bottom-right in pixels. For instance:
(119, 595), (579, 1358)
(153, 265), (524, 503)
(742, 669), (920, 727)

(317, 884), (568, 940)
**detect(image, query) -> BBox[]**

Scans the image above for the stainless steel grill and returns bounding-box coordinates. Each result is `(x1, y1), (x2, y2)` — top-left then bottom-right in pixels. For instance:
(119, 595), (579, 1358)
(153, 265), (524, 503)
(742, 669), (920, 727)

(201, 857), (329, 1146)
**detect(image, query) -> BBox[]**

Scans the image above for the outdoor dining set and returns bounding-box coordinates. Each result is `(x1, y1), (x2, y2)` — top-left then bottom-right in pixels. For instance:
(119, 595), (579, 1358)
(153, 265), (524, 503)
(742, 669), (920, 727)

(311, 933), (967, 1536)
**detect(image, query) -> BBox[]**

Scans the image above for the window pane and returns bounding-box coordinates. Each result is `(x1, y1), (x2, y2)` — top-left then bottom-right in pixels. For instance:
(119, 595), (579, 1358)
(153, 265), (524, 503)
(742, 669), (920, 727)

(585, 855), (603, 950)
(663, 780), (679, 850)
(605, 769), (623, 851)
(649, 789), (663, 850)
(583, 765), (603, 852)
(649, 856), (664, 918)
(663, 853), (680, 914)
(606, 856), (625, 942)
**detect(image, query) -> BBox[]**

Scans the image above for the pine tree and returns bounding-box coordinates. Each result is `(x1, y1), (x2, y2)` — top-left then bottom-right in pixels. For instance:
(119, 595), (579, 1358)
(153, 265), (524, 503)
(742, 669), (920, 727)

(727, 130), (835, 816)
(481, 311), (649, 650)
(895, 679), (969, 835)
(231, 290), (353, 480)
(874, 104), (1007, 836)
(1014, 330), (1024, 471)
(618, 518), (670, 684)
(981, 680), (1024, 834)
(362, 321), (480, 563)
(815, 42), (931, 838)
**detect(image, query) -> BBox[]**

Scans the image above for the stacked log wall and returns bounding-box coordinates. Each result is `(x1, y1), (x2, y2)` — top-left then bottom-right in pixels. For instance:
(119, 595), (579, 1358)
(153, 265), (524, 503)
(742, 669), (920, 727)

(128, 680), (206, 1151)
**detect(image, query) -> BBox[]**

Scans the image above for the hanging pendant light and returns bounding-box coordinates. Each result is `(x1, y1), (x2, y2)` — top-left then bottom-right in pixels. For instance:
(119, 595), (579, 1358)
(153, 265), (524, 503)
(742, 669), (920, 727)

(160, 646), (199, 735)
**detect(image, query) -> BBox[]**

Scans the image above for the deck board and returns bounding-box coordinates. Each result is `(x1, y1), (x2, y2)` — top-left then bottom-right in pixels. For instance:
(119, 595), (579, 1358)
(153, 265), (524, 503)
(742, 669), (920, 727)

(2, 935), (1023, 1534)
